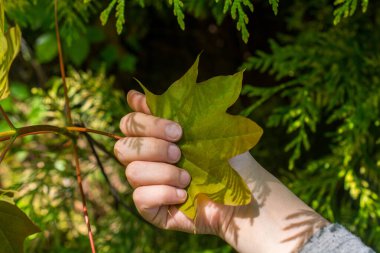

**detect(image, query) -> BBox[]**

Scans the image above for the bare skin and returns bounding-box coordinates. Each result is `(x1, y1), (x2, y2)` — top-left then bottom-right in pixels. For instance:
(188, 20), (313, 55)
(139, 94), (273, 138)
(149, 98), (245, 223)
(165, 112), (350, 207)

(114, 90), (329, 253)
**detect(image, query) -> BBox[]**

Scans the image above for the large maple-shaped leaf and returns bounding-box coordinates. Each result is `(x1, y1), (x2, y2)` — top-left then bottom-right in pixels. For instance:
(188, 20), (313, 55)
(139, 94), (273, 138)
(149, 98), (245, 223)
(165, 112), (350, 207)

(0, 0), (22, 100)
(139, 56), (263, 219)
(0, 201), (40, 253)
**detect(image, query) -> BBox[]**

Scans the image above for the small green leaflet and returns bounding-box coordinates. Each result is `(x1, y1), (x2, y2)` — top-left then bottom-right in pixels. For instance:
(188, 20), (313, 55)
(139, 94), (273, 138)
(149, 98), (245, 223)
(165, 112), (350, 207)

(0, 0), (22, 100)
(0, 200), (40, 253)
(0, 189), (16, 204)
(138, 56), (263, 219)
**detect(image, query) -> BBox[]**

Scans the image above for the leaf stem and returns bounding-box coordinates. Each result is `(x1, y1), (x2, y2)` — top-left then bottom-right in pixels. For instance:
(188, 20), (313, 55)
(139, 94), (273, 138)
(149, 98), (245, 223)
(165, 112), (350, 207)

(0, 106), (15, 129)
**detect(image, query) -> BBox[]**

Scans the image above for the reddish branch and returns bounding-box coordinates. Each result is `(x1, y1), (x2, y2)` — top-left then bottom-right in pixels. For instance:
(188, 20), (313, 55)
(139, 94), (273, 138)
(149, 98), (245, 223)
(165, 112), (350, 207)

(0, 105), (15, 129)
(54, 0), (96, 251)
(54, 0), (72, 125)
(0, 2), (126, 251)
(0, 125), (122, 141)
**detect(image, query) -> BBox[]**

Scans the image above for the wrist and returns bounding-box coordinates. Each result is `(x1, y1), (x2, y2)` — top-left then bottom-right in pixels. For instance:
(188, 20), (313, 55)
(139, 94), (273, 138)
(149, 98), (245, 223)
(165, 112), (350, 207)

(217, 152), (329, 253)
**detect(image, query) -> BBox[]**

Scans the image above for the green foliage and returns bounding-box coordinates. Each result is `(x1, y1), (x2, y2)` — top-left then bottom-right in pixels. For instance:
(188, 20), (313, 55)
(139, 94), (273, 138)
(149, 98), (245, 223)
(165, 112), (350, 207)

(100, 0), (279, 43)
(223, 0), (254, 43)
(1, 72), (231, 252)
(34, 33), (58, 64)
(1, 0), (380, 251)
(0, 200), (40, 253)
(169, 0), (185, 30)
(4, 0), (100, 45)
(269, 0), (279, 15)
(32, 68), (127, 133)
(100, 0), (125, 34)
(242, 1), (380, 249)
(0, 0), (21, 100)
(140, 56), (263, 218)
(333, 0), (369, 24)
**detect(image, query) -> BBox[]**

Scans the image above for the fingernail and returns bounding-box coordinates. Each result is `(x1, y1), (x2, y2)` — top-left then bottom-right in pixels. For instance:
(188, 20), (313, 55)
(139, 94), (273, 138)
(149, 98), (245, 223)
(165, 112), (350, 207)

(130, 90), (143, 96)
(168, 144), (181, 163)
(176, 189), (187, 200)
(165, 123), (182, 140)
(179, 170), (191, 187)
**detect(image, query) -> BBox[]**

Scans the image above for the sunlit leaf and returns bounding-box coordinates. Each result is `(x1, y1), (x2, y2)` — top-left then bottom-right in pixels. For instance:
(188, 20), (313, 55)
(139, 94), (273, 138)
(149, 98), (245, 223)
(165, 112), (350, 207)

(139, 56), (263, 219)
(0, 201), (40, 253)
(0, 189), (16, 204)
(0, 0), (21, 100)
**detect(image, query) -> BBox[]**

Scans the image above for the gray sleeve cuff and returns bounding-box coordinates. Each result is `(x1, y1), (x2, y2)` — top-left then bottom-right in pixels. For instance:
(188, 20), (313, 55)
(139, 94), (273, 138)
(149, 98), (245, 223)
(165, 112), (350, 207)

(299, 224), (375, 253)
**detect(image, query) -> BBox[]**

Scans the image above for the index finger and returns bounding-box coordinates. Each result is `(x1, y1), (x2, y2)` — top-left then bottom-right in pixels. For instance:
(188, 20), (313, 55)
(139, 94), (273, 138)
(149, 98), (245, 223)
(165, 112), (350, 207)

(127, 90), (151, 114)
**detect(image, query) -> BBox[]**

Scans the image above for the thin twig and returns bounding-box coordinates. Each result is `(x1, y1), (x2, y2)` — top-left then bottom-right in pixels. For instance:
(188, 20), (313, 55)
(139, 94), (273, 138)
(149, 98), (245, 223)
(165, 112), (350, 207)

(54, 0), (72, 125)
(0, 137), (10, 142)
(83, 133), (149, 224)
(84, 132), (122, 207)
(72, 143), (96, 252)
(66, 126), (122, 140)
(0, 130), (16, 139)
(84, 133), (124, 167)
(84, 134), (153, 227)
(0, 106), (15, 129)
(0, 125), (122, 143)
(54, 0), (96, 251)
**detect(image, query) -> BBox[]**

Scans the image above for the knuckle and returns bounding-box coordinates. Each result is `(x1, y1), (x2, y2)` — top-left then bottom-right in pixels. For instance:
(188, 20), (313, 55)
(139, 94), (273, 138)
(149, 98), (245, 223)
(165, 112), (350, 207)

(119, 115), (127, 133)
(114, 139), (125, 160)
(119, 112), (138, 135)
(119, 112), (135, 134)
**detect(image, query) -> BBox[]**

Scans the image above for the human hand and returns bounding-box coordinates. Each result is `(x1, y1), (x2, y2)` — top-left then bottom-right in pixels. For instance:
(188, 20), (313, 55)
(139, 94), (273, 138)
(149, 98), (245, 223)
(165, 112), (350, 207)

(113, 90), (253, 236)
(114, 90), (329, 253)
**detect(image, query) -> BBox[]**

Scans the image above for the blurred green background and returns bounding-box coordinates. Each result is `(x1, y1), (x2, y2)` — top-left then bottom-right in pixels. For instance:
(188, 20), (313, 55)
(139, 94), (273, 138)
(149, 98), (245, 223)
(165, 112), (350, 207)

(1, 0), (379, 252)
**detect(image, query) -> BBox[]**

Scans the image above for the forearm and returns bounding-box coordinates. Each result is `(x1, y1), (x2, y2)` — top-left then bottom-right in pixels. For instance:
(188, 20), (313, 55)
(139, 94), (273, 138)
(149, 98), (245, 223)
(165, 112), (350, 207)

(220, 152), (329, 253)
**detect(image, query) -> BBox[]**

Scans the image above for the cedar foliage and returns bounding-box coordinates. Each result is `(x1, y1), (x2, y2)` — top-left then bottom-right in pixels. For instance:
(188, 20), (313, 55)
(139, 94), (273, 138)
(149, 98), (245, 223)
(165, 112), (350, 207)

(242, 0), (380, 248)
(1, 0), (379, 252)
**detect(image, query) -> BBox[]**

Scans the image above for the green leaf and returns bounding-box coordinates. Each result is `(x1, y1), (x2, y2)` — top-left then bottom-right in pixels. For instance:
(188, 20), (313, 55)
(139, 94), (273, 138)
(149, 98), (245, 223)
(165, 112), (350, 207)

(269, 0), (279, 15)
(0, 0), (21, 100)
(87, 26), (105, 43)
(100, 0), (125, 34)
(115, 0), (125, 34)
(0, 189), (16, 204)
(0, 201), (40, 253)
(35, 33), (58, 64)
(100, 0), (117, 26)
(139, 56), (263, 219)
(65, 36), (90, 66)
(169, 0), (185, 30)
(118, 54), (137, 72)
